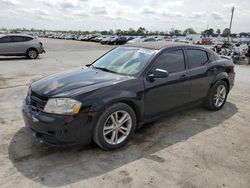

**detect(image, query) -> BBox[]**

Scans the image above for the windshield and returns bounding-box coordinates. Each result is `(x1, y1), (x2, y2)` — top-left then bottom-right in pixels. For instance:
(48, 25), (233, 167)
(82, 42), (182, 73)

(92, 47), (156, 76)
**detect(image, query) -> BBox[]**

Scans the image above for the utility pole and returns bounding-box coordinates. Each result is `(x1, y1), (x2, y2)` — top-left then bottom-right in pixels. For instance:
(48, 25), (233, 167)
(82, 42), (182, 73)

(228, 6), (235, 42)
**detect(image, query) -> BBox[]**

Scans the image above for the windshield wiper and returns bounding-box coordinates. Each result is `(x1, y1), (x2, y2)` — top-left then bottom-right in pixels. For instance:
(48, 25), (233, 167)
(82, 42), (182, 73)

(91, 65), (117, 74)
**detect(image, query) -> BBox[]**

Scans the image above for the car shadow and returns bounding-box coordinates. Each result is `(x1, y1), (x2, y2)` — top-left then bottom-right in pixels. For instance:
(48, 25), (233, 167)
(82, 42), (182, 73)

(8, 102), (238, 187)
(0, 56), (27, 61)
(0, 56), (41, 61)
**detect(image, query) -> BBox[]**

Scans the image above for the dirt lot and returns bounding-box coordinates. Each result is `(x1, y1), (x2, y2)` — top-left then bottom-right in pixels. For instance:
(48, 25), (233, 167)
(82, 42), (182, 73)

(0, 39), (250, 188)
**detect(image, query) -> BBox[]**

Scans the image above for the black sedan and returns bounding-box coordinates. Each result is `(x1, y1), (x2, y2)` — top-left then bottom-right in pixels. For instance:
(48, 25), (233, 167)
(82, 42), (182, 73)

(109, 36), (128, 45)
(22, 42), (235, 150)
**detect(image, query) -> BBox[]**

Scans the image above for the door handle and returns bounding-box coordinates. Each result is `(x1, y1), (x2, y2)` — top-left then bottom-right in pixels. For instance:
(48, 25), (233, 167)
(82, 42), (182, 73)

(210, 67), (217, 71)
(180, 75), (188, 80)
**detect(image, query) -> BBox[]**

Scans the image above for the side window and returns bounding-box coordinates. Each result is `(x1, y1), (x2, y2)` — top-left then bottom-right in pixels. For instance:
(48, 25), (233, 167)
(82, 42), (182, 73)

(154, 49), (185, 73)
(12, 36), (33, 42)
(0, 36), (11, 43)
(187, 49), (208, 69)
(12, 36), (23, 42)
(22, 37), (33, 41)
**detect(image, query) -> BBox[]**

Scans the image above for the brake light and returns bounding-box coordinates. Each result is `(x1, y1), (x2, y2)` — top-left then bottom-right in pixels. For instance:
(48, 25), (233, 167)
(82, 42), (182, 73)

(229, 64), (235, 73)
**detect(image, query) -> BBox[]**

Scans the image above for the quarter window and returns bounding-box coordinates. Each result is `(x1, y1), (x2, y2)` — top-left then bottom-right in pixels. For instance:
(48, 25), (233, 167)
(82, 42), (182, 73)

(187, 49), (208, 69)
(153, 49), (185, 73)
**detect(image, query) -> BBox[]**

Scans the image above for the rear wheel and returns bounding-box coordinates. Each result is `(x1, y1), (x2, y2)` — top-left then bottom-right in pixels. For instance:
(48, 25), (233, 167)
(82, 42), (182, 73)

(26, 49), (38, 59)
(93, 103), (136, 150)
(205, 80), (228, 111)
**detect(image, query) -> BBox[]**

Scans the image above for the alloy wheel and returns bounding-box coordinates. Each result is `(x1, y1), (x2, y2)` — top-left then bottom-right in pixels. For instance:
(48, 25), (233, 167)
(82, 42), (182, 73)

(28, 50), (37, 59)
(214, 85), (226, 107)
(103, 110), (132, 145)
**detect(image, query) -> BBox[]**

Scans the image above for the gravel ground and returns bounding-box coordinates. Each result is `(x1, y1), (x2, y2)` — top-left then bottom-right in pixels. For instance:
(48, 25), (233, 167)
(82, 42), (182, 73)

(0, 39), (250, 188)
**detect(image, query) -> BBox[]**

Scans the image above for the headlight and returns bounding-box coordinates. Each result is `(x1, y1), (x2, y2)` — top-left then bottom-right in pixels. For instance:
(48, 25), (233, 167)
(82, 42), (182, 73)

(44, 98), (82, 115)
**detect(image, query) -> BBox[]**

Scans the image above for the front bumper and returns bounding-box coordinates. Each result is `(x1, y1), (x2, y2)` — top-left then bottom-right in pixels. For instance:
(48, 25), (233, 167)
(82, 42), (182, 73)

(22, 103), (93, 147)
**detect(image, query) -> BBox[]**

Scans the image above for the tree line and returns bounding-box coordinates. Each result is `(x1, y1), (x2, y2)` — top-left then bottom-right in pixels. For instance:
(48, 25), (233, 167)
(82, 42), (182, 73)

(1, 27), (249, 37)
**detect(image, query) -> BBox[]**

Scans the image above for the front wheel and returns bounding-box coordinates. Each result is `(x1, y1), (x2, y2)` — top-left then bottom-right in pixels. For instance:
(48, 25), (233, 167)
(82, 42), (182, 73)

(93, 103), (136, 150)
(26, 49), (38, 59)
(205, 80), (228, 111)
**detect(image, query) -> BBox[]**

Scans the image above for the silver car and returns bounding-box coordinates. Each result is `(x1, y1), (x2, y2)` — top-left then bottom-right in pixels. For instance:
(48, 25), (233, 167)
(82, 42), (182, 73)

(0, 34), (45, 59)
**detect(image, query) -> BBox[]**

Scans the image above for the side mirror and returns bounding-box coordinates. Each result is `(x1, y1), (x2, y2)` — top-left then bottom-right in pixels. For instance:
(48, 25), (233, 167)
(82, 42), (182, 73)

(148, 68), (169, 81)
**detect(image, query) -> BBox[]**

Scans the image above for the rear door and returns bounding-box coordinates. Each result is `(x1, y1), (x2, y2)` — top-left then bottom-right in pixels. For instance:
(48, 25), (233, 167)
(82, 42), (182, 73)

(8, 36), (33, 54)
(186, 48), (216, 101)
(144, 48), (191, 119)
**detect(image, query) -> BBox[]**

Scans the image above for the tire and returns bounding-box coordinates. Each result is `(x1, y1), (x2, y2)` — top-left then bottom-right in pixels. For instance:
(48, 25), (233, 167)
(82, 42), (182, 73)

(26, 49), (38, 59)
(93, 103), (136, 150)
(205, 80), (228, 111)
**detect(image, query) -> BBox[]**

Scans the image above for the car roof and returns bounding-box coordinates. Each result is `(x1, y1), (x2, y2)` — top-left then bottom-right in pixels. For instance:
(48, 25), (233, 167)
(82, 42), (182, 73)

(125, 41), (205, 50)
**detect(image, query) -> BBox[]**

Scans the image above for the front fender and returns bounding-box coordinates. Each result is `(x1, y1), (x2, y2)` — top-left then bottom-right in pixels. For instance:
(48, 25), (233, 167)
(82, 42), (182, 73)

(77, 79), (145, 126)
(95, 90), (144, 122)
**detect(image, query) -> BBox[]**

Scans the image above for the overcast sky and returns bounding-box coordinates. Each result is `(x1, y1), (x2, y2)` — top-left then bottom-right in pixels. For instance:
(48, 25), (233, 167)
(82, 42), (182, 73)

(0, 0), (249, 33)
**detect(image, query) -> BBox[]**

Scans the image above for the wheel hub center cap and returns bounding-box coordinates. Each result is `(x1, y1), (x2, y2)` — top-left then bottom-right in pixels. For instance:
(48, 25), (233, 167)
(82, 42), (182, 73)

(114, 123), (121, 130)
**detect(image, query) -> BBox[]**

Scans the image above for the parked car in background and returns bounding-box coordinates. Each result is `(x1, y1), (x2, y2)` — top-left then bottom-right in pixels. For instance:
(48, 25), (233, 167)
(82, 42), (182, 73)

(22, 42), (235, 150)
(126, 36), (134, 41)
(126, 36), (146, 44)
(0, 34), (45, 59)
(83, 35), (96, 41)
(108, 36), (127, 45)
(116, 36), (128, 45)
(78, 35), (88, 41)
(100, 36), (116, 45)
(91, 36), (105, 42)
(77, 35), (85, 41)
(35, 31), (169, 46)
(65, 34), (77, 40)
(144, 36), (157, 42)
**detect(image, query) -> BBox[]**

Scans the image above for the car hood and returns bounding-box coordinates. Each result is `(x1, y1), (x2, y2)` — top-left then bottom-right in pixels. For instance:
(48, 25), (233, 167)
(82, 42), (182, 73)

(31, 67), (133, 97)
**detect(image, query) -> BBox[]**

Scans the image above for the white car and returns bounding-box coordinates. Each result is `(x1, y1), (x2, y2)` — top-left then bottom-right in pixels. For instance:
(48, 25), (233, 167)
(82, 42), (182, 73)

(0, 34), (45, 59)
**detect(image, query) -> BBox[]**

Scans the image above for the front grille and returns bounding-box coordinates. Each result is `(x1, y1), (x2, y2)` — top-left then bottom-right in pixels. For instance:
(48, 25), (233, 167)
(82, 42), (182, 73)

(26, 89), (48, 112)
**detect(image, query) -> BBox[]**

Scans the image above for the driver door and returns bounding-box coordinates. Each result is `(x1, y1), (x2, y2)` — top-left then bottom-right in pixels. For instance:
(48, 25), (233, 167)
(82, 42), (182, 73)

(144, 48), (191, 119)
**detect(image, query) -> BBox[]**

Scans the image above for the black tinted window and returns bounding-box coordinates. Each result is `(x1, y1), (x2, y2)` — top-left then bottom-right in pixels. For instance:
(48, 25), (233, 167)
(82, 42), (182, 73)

(0, 36), (11, 43)
(154, 50), (185, 73)
(187, 49), (208, 69)
(11, 36), (33, 42)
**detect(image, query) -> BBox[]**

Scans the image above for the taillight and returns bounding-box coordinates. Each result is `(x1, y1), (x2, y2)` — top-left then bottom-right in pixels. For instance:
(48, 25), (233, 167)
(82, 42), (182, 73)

(229, 64), (235, 73)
